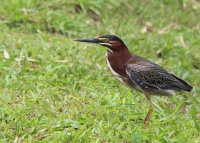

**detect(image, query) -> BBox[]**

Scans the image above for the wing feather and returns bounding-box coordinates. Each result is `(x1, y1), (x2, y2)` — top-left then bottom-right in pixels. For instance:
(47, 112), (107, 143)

(126, 61), (192, 91)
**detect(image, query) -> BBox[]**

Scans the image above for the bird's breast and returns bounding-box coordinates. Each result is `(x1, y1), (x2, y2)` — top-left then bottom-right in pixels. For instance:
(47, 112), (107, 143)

(106, 53), (126, 85)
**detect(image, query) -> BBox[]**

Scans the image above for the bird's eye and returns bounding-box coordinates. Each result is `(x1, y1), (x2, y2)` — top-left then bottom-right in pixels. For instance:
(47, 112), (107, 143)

(99, 38), (109, 43)
(104, 38), (109, 42)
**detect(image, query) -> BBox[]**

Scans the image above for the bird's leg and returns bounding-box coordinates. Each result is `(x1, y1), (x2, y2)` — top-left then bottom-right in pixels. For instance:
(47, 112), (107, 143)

(144, 93), (154, 128)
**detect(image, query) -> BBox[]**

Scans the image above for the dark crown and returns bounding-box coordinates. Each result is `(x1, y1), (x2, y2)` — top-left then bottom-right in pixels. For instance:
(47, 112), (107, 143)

(99, 35), (124, 44)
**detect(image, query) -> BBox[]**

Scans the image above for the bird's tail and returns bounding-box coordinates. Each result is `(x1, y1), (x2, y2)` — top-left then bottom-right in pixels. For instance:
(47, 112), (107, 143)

(170, 73), (193, 91)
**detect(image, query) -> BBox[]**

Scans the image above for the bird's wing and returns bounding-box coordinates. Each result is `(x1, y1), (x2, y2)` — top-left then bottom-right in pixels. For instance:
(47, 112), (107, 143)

(126, 61), (191, 91)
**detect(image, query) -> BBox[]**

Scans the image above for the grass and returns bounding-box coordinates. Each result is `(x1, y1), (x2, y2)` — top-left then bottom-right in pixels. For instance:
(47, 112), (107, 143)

(0, 0), (200, 142)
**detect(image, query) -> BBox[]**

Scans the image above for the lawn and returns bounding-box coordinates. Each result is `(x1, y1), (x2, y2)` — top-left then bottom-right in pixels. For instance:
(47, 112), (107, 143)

(0, 0), (200, 142)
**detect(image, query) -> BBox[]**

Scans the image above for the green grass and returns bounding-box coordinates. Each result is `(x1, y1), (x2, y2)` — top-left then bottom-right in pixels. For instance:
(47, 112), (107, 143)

(0, 0), (200, 142)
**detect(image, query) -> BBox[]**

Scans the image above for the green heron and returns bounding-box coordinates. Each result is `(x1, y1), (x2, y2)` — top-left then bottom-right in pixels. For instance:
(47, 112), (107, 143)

(74, 35), (193, 127)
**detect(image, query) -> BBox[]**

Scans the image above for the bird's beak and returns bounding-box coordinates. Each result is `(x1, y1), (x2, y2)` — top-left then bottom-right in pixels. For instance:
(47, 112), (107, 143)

(74, 38), (103, 44)
(74, 38), (112, 46)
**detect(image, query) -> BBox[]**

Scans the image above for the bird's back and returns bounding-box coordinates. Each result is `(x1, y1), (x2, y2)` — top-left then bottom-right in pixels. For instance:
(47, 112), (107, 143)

(126, 55), (193, 96)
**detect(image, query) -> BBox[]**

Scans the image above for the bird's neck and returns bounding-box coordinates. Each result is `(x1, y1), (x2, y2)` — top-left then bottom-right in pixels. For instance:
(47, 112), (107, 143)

(105, 48), (132, 82)
(106, 45), (129, 54)
(106, 49), (113, 55)
(106, 48), (132, 64)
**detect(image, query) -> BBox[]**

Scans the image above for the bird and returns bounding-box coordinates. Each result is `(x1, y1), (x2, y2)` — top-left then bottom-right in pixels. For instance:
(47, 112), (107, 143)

(74, 35), (193, 127)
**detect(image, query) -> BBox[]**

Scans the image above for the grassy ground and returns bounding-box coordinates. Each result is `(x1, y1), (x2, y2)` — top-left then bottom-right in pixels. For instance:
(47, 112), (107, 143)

(0, 0), (200, 142)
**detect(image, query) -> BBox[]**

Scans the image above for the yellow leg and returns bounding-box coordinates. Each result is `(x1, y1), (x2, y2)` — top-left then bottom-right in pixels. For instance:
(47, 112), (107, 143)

(144, 93), (154, 128)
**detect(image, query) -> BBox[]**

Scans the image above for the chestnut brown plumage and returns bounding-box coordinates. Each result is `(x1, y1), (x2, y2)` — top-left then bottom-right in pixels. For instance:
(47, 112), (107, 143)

(74, 35), (192, 127)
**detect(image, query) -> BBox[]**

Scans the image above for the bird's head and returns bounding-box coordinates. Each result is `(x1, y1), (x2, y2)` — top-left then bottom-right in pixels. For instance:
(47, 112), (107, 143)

(74, 35), (127, 53)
